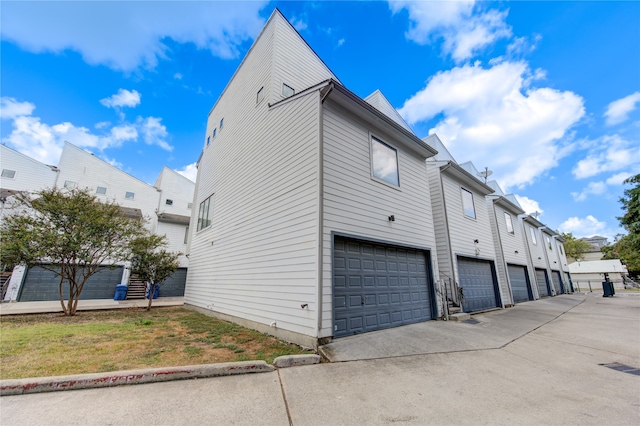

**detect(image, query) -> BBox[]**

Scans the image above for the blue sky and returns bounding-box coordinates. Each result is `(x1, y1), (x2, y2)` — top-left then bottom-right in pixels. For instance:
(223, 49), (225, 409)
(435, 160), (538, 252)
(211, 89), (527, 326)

(1, 1), (639, 241)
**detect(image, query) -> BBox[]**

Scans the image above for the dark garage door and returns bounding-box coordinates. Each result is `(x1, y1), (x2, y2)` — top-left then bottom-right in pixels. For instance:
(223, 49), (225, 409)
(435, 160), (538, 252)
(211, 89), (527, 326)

(457, 257), (500, 313)
(564, 272), (573, 293)
(535, 268), (550, 298)
(551, 270), (564, 295)
(333, 236), (434, 338)
(507, 264), (531, 303)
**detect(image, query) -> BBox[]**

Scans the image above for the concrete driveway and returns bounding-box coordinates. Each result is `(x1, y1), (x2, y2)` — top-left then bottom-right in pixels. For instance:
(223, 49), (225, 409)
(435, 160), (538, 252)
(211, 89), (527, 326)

(2, 293), (639, 425)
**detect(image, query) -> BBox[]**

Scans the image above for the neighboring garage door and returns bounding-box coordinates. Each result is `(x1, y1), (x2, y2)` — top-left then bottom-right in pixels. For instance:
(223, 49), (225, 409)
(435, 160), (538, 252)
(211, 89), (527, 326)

(333, 236), (434, 338)
(457, 257), (500, 313)
(507, 264), (532, 303)
(535, 268), (550, 298)
(564, 272), (573, 293)
(551, 270), (564, 295)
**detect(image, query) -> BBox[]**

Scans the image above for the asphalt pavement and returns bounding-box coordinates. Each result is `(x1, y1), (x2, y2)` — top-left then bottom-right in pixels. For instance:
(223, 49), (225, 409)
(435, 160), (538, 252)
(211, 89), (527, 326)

(1, 292), (639, 425)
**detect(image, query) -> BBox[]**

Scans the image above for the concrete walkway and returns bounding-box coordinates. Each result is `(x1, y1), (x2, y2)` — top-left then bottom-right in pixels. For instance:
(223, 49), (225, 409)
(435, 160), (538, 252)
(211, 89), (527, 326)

(0, 297), (184, 315)
(1, 292), (638, 425)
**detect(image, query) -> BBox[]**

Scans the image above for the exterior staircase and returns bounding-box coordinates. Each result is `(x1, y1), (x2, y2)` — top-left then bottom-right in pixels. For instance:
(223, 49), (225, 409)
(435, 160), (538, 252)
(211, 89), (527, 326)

(1, 272), (12, 300)
(126, 275), (146, 300)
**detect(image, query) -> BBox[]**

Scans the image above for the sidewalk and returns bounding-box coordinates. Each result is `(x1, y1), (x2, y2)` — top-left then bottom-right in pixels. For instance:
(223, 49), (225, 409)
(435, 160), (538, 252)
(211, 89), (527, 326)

(0, 297), (184, 316)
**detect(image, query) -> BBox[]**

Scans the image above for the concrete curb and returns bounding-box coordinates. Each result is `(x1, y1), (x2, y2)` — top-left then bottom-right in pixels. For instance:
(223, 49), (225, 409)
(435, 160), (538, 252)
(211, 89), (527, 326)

(273, 354), (321, 368)
(0, 361), (274, 396)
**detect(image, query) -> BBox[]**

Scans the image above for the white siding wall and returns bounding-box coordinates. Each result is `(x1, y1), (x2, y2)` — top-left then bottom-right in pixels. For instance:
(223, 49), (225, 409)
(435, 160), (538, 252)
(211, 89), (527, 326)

(320, 101), (440, 337)
(524, 222), (547, 269)
(426, 162), (453, 285)
(156, 221), (189, 267)
(56, 143), (160, 233)
(155, 167), (195, 218)
(440, 174), (504, 304)
(1, 145), (58, 193)
(186, 90), (322, 337)
(555, 239), (570, 272)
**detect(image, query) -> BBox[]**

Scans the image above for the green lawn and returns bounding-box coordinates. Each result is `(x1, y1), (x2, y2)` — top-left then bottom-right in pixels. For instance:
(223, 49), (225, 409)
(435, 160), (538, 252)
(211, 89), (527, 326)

(0, 307), (312, 379)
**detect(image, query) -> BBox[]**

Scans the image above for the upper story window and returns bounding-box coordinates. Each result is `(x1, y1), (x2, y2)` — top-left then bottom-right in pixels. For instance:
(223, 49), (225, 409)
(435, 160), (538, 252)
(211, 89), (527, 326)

(220, 118), (224, 129)
(461, 188), (476, 219)
(282, 83), (295, 97)
(504, 212), (514, 234)
(64, 180), (77, 189)
(371, 136), (399, 186)
(125, 191), (135, 200)
(256, 87), (264, 104)
(184, 226), (189, 244)
(187, 202), (193, 209)
(207, 136), (210, 146)
(1, 169), (16, 179)
(559, 244), (564, 255)
(96, 186), (107, 195)
(197, 194), (213, 231)
(213, 128), (217, 138)
(530, 226), (537, 244)
(165, 199), (173, 206)
(546, 235), (553, 250)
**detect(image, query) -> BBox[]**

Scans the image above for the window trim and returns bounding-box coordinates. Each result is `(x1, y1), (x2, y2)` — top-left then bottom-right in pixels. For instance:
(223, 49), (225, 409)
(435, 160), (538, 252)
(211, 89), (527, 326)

(64, 180), (77, 189)
(96, 186), (107, 195)
(461, 187), (476, 219)
(184, 226), (189, 245)
(504, 212), (514, 234)
(125, 191), (135, 200)
(530, 226), (537, 245)
(282, 83), (295, 97)
(220, 118), (224, 129)
(546, 235), (553, 250)
(196, 194), (213, 232)
(1, 169), (16, 179)
(370, 135), (400, 188)
(256, 86), (264, 105)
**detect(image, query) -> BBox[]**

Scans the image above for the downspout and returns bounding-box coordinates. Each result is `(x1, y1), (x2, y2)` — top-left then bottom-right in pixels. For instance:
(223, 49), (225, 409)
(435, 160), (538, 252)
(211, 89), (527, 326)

(491, 198), (512, 307)
(539, 227), (555, 295)
(438, 162), (458, 311)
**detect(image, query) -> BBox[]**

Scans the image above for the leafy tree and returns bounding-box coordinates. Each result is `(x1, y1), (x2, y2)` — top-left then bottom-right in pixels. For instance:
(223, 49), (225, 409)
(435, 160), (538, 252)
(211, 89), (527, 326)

(129, 233), (180, 311)
(560, 232), (592, 262)
(0, 188), (142, 315)
(602, 174), (640, 277)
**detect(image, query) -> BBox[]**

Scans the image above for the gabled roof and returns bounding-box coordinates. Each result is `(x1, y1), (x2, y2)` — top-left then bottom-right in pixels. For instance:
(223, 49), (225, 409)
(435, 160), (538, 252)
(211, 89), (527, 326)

(0, 144), (58, 170)
(487, 180), (524, 214)
(364, 90), (413, 133)
(440, 161), (494, 195)
(523, 214), (544, 228)
(154, 166), (196, 188)
(423, 134), (455, 162)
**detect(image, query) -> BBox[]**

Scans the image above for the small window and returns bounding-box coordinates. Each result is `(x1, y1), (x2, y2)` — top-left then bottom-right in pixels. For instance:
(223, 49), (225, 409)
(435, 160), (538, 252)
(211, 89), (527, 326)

(184, 226), (189, 244)
(530, 227), (537, 245)
(1, 169), (16, 179)
(165, 199), (173, 206)
(197, 194), (213, 231)
(371, 136), (399, 186)
(546, 235), (552, 250)
(256, 87), (264, 104)
(213, 128), (217, 138)
(96, 186), (107, 195)
(504, 212), (514, 234)
(461, 188), (476, 219)
(282, 83), (295, 97)
(187, 202), (193, 209)
(559, 245), (564, 255)
(64, 180), (76, 189)
(220, 118), (224, 129)
(125, 191), (135, 200)
(207, 136), (210, 146)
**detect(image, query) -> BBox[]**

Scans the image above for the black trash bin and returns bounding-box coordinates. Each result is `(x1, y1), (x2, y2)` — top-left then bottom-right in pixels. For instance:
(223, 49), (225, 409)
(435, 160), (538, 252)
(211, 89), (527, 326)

(602, 281), (615, 297)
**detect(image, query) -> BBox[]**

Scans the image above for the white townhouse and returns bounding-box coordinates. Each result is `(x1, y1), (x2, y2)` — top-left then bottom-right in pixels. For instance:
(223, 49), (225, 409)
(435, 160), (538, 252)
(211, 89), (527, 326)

(1, 141), (194, 301)
(185, 9), (443, 348)
(422, 138), (505, 314)
(521, 215), (554, 298)
(486, 181), (535, 305)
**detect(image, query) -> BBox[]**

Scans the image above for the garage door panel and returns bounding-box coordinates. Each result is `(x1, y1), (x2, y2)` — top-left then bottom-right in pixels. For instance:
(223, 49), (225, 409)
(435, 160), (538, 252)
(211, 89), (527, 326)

(551, 271), (563, 295)
(333, 237), (434, 337)
(508, 264), (531, 303)
(535, 268), (549, 297)
(458, 257), (499, 313)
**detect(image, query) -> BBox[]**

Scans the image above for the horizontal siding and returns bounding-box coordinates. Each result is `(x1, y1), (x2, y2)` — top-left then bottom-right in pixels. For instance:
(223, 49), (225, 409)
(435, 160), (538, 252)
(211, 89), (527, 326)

(0, 146), (58, 194)
(525, 225), (547, 269)
(320, 101), (439, 336)
(155, 167), (195, 218)
(426, 163), (452, 285)
(156, 222), (189, 267)
(185, 81), (321, 337)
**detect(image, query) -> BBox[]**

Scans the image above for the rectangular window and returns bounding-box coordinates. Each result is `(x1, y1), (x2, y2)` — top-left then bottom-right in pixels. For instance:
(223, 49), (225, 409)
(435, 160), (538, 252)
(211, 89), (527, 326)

(504, 212), (514, 234)
(64, 180), (76, 189)
(207, 136), (210, 146)
(371, 136), (399, 186)
(282, 83), (295, 97)
(125, 191), (135, 199)
(559, 244), (564, 255)
(96, 186), (107, 195)
(187, 202), (193, 209)
(1, 169), (16, 178)
(256, 87), (264, 104)
(220, 118), (224, 129)
(530, 226), (537, 244)
(213, 128), (217, 138)
(546, 235), (553, 250)
(461, 188), (476, 219)
(197, 195), (213, 231)
(165, 199), (173, 206)
(184, 226), (189, 244)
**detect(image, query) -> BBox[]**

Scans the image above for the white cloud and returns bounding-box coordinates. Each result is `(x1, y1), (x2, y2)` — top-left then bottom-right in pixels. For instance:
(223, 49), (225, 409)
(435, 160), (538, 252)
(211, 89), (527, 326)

(0, 97), (35, 120)
(399, 61), (585, 189)
(605, 91), (640, 126)
(100, 89), (141, 109)
(337, 38), (345, 47)
(558, 215), (609, 239)
(177, 163), (198, 183)
(514, 195), (543, 217)
(571, 181), (608, 202)
(1, 1), (268, 71)
(1, 96), (172, 164)
(290, 16), (308, 32)
(389, 0), (511, 61)
(572, 134), (640, 179)
(606, 172), (633, 186)
(173, 73), (183, 80)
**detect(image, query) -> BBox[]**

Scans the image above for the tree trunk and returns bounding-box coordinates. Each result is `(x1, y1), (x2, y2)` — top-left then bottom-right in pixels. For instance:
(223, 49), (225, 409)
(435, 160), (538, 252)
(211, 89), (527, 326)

(58, 275), (69, 316)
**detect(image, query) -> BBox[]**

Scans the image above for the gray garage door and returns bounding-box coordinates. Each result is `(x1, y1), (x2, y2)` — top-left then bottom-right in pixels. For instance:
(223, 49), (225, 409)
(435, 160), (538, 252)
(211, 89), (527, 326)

(457, 257), (500, 313)
(507, 264), (531, 303)
(19, 265), (124, 301)
(535, 268), (550, 298)
(551, 270), (564, 295)
(333, 237), (434, 338)
(564, 272), (573, 293)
